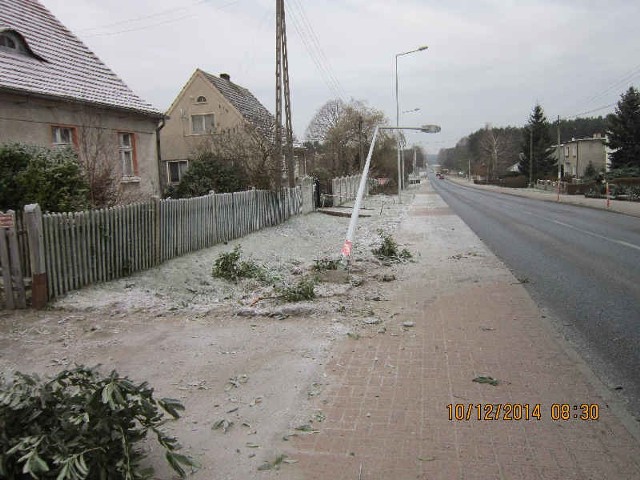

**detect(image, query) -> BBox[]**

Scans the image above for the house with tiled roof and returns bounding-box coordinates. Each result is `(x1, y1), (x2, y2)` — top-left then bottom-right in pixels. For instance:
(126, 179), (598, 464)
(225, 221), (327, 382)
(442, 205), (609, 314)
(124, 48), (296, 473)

(0, 0), (164, 200)
(160, 69), (276, 190)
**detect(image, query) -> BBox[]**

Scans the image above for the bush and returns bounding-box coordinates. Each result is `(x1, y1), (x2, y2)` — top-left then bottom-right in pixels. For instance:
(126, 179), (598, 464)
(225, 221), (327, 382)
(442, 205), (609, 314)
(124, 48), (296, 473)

(276, 277), (316, 302)
(212, 246), (269, 283)
(172, 151), (248, 198)
(371, 230), (412, 261)
(312, 258), (340, 272)
(0, 144), (89, 212)
(0, 365), (197, 480)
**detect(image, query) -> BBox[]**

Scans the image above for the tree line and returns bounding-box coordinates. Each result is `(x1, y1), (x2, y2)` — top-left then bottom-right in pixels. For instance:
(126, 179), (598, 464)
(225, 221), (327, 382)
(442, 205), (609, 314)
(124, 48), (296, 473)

(438, 86), (640, 182)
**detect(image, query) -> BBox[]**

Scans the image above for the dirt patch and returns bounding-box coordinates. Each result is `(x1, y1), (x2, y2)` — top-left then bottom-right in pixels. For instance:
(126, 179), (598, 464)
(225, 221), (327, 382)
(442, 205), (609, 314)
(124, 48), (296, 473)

(0, 193), (413, 479)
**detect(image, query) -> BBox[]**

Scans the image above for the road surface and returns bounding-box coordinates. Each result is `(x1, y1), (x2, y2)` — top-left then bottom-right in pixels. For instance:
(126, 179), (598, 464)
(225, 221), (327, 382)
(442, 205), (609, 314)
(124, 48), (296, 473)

(431, 175), (640, 417)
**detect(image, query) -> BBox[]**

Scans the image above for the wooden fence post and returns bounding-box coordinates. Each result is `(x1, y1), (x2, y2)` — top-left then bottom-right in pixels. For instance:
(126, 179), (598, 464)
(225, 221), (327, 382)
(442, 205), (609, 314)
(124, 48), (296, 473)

(24, 204), (47, 309)
(152, 196), (161, 266)
(1, 210), (26, 308)
(0, 212), (15, 309)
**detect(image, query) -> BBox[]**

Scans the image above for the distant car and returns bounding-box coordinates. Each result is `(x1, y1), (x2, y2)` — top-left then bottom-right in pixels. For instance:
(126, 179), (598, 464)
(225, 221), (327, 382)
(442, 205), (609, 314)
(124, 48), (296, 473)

(436, 173), (444, 179)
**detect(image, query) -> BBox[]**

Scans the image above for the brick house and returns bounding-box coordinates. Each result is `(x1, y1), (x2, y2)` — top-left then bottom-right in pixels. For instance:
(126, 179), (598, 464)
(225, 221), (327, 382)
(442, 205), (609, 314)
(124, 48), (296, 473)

(0, 0), (164, 200)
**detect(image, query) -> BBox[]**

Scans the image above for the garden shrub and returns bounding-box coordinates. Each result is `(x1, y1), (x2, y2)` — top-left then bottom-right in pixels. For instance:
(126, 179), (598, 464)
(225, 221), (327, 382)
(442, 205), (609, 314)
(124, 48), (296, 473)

(0, 365), (197, 479)
(212, 246), (270, 283)
(371, 230), (412, 261)
(276, 277), (316, 302)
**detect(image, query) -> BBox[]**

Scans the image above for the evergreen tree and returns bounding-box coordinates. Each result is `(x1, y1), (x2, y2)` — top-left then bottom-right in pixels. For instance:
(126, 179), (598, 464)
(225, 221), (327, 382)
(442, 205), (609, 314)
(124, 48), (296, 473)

(0, 143), (88, 212)
(518, 104), (556, 182)
(606, 86), (640, 170)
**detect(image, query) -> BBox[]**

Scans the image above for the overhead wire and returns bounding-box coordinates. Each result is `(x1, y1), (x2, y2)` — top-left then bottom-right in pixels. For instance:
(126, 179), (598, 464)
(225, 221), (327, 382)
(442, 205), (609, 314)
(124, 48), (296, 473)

(80, 0), (242, 37)
(284, 0), (342, 100)
(561, 60), (640, 119)
(288, 0), (346, 99)
(76, 0), (210, 32)
(284, 0), (346, 101)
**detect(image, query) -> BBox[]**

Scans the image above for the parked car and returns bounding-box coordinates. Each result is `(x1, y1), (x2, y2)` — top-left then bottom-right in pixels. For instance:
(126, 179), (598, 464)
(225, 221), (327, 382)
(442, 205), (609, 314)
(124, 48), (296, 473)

(436, 173), (444, 179)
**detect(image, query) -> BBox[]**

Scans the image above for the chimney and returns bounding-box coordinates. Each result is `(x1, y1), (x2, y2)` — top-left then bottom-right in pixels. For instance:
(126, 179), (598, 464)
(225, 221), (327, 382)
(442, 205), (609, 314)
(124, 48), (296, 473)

(220, 73), (230, 81)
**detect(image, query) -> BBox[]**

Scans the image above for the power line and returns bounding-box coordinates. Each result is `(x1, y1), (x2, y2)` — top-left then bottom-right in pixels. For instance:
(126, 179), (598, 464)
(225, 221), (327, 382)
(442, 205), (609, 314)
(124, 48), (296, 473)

(284, 0), (345, 101)
(81, 0), (241, 37)
(77, 0), (210, 32)
(284, 0), (341, 99)
(288, 0), (346, 99)
(562, 61), (640, 117)
(582, 62), (640, 106)
(565, 102), (617, 120)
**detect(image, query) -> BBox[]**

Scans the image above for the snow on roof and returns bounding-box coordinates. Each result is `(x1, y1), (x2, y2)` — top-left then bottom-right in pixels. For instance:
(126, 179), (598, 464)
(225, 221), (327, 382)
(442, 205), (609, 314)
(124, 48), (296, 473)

(0, 0), (162, 117)
(200, 70), (275, 138)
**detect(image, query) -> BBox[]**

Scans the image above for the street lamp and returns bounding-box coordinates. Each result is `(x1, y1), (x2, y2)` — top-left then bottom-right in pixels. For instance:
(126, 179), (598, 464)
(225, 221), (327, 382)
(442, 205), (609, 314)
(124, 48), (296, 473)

(396, 45), (428, 199)
(340, 124), (441, 263)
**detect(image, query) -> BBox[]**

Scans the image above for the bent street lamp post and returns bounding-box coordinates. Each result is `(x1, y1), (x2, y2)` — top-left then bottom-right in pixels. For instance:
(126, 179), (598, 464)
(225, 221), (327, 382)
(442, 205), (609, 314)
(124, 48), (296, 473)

(396, 45), (428, 200)
(340, 124), (441, 263)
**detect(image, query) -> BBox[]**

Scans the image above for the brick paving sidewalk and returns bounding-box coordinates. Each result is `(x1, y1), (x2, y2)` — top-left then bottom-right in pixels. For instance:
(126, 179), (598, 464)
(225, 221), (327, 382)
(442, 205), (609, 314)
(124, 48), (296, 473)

(280, 181), (640, 479)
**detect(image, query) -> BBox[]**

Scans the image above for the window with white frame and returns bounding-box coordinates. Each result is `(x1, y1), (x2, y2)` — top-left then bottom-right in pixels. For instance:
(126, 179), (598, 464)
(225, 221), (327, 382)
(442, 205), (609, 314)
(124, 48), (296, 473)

(51, 126), (76, 148)
(167, 160), (189, 184)
(196, 95), (207, 104)
(191, 114), (215, 134)
(118, 132), (137, 177)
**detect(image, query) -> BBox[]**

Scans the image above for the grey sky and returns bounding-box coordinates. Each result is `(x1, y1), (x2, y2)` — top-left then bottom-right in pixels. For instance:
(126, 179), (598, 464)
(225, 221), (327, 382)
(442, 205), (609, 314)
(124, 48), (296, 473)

(44, 0), (640, 153)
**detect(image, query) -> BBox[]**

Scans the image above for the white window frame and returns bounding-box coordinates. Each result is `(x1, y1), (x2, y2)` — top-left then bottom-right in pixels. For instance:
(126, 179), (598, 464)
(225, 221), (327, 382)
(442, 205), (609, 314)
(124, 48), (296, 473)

(191, 113), (215, 135)
(167, 160), (189, 184)
(118, 132), (138, 179)
(51, 126), (76, 148)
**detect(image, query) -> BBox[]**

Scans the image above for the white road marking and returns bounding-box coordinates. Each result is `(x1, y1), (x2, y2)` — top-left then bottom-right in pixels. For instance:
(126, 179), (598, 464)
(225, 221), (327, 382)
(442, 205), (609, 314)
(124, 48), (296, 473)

(516, 208), (640, 252)
(552, 219), (640, 252)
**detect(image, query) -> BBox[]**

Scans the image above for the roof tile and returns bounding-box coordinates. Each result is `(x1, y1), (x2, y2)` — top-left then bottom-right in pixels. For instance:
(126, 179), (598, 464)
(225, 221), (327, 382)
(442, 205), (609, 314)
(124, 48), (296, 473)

(0, 0), (161, 117)
(201, 71), (275, 138)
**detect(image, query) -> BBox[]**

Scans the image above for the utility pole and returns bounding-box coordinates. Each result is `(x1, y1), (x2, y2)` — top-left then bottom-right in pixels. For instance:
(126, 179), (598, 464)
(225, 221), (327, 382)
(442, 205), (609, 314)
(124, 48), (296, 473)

(358, 116), (364, 171)
(529, 129), (533, 188)
(275, 0), (294, 187)
(557, 115), (561, 200)
(413, 146), (417, 176)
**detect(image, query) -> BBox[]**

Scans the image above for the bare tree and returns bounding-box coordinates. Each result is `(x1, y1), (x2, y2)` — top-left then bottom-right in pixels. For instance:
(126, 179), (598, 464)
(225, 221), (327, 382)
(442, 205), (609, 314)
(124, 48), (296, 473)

(76, 110), (121, 208)
(76, 109), (150, 207)
(480, 124), (500, 180)
(196, 119), (281, 190)
(305, 99), (389, 178)
(305, 99), (345, 143)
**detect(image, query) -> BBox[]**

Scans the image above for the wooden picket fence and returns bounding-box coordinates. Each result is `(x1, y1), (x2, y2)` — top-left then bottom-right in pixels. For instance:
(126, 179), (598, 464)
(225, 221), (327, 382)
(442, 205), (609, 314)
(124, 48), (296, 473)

(0, 211), (27, 309)
(331, 175), (362, 206)
(1, 187), (304, 308)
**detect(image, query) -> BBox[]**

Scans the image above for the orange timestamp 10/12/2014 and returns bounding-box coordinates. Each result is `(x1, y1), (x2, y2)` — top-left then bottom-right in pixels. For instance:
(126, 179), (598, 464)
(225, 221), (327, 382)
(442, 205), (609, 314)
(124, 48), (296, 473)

(446, 403), (600, 421)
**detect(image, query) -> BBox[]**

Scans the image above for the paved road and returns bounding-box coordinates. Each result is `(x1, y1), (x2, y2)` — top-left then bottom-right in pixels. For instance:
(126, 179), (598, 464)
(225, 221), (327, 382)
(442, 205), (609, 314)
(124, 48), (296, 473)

(430, 175), (640, 417)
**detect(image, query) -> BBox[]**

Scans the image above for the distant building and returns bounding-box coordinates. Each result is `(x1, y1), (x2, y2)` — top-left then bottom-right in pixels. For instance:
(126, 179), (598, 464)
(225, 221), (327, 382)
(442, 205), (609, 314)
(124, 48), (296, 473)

(161, 69), (275, 191)
(0, 0), (164, 199)
(553, 134), (608, 178)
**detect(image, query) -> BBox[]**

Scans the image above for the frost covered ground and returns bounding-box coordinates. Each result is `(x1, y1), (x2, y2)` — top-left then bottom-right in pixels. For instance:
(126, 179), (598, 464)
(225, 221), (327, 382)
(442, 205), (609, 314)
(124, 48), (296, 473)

(0, 192), (417, 480)
(54, 193), (410, 319)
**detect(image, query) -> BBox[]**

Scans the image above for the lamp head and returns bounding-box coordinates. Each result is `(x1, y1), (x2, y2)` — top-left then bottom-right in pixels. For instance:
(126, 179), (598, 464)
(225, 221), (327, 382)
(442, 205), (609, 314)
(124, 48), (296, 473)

(420, 124), (441, 134)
